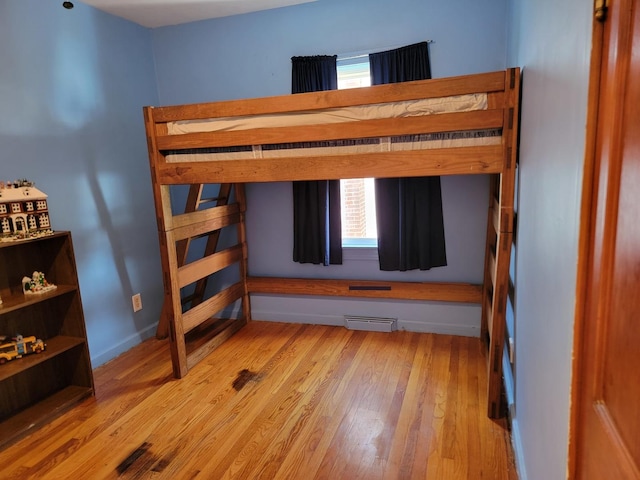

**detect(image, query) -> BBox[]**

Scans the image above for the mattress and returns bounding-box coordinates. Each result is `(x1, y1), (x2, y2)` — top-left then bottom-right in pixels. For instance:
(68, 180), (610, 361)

(162, 93), (500, 163)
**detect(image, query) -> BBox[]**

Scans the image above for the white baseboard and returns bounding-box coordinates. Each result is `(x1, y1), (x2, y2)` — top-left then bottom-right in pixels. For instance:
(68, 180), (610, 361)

(502, 350), (526, 479)
(252, 311), (343, 327)
(510, 417), (528, 480)
(398, 318), (479, 337)
(251, 310), (479, 337)
(90, 322), (158, 368)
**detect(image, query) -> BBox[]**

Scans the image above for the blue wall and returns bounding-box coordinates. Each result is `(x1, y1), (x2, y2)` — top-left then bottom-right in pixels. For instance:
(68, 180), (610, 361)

(0, 0), (162, 365)
(153, 0), (507, 103)
(506, 0), (592, 479)
(151, 0), (509, 335)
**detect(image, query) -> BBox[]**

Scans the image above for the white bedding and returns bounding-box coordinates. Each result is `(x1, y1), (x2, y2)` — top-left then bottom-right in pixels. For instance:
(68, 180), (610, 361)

(166, 94), (488, 135)
(165, 131), (501, 163)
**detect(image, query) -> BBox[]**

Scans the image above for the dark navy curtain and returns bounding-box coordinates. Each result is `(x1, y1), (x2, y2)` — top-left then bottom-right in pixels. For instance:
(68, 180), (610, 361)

(369, 42), (447, 271)
(291, 55), (342, 265)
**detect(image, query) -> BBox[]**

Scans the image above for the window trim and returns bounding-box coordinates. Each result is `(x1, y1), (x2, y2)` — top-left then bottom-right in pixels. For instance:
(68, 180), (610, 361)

(342, 245), (379, 261)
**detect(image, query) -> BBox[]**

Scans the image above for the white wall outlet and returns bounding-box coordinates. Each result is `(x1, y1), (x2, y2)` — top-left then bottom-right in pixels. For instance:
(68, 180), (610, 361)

(132, 293), (142, 312)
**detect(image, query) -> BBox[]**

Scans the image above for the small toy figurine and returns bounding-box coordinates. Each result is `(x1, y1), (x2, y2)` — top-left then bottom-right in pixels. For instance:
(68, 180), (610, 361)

(22, 271), (57, 295)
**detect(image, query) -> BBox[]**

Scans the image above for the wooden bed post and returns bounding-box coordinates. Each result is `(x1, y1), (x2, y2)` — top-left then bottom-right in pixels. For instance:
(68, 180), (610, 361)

(144, 106), (181, 347)
(482, 67), (520, 418)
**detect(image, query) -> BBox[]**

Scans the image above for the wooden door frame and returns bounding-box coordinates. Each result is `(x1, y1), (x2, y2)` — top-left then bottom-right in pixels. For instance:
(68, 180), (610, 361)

(568, 3), (604, 478)
(568, 0), (629, 476)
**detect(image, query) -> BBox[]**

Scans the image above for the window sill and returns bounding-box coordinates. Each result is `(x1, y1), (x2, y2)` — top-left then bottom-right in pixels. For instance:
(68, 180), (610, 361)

(342, 246), (378, 261)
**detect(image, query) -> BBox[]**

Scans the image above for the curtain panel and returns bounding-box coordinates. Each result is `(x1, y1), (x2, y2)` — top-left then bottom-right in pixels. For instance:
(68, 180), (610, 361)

(291, 55), (343, 265)
(369, 42), (447, 271)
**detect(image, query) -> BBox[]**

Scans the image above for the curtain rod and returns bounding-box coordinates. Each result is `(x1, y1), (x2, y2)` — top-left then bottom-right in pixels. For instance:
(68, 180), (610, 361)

(338, 40), (434, 62)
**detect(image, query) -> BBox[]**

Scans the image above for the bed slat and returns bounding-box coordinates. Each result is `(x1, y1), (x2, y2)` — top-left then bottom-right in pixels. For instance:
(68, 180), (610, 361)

(157, 145), (504, 184)
(170, 203), (239, 231)
(172, 210), (240, 242)
(247, 277), (482, 304)
(178, 244), (243, 288)
(182, 282), (244, 334)
(156, 110), (503, 151)
(151, 71), (506, 122)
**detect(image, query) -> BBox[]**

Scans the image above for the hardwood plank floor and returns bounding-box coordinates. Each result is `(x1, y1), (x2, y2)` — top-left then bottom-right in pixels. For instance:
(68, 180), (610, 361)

(0, 321), (517, 479)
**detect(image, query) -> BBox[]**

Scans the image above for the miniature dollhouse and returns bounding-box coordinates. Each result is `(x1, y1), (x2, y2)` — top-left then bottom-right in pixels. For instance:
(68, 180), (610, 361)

(0, 179), (53, 241)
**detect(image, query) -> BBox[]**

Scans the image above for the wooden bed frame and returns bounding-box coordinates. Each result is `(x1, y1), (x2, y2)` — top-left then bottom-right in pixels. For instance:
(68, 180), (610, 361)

(143, 68), (520, 418)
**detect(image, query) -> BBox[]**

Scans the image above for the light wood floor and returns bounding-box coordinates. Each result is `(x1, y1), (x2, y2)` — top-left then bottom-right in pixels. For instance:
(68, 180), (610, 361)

(0, 321), (517, 479)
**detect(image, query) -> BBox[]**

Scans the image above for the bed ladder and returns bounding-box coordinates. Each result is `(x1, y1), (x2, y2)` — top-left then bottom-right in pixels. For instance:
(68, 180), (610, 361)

(153, 182), (251, 378)
(156, 183), (232, 339)
(481, 67), (520, 418)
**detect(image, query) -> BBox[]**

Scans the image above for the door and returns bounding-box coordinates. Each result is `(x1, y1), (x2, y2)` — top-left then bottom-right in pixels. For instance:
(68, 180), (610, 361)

(570, 0), (640, 478)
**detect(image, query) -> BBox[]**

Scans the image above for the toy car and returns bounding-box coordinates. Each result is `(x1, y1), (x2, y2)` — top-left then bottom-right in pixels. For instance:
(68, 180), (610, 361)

(0, 334), (46, 364)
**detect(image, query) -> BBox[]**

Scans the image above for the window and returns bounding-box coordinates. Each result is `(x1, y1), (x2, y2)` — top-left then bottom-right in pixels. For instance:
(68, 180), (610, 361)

(337, 56), (371, 90)
(337, 56), (376, 247)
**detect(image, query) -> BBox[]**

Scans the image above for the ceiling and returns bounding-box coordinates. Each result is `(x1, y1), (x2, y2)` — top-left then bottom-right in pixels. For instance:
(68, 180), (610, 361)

(79, 0), (318, 28)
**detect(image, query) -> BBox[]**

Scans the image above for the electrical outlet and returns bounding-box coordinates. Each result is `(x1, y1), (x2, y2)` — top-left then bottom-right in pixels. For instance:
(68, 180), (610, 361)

(132, 293), (142, 312)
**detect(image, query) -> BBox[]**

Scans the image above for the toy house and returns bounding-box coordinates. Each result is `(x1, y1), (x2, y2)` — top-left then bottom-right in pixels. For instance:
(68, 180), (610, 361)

(0, 180), (52, 241)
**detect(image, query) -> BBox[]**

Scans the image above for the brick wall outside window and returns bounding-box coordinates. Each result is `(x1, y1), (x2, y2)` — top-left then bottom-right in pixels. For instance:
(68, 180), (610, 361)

(341, 178), (367, 238)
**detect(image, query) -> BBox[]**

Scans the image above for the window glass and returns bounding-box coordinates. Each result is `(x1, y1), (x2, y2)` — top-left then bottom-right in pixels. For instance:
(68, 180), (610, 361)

(337, 57), (376, 247)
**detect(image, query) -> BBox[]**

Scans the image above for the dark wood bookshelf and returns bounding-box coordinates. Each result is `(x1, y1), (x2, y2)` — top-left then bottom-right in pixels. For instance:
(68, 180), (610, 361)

(0, 232), (94, 449)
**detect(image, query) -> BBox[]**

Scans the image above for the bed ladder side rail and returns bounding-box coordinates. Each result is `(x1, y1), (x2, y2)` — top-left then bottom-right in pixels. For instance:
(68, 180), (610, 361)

(482, 195), (513, 419)
(482, 67), (520, 419)
(164, 226), (188, 378)
(481, 176), (499, 341)
(234, 183), (252, 323)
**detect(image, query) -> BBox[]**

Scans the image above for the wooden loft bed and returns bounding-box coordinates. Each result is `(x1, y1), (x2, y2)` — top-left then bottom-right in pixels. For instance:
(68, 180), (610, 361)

(143, 68), (521, 419)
